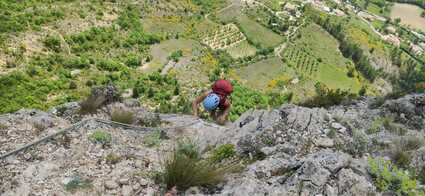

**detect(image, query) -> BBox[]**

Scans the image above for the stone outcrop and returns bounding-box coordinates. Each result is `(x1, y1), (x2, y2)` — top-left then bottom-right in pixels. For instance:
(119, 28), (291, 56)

(1, 93), (425, 195)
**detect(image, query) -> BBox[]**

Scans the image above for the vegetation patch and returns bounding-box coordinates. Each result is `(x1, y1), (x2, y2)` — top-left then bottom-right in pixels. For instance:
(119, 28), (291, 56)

(89, 130), (112, 146)
(283, 23), (362, 93)
(0, 71), (70, 114)
(146, 39), (200, 72)
(235, 14), (285, 49)
(368, 157), (424, 195)
(209, 144), (236, 163)
(64, 176), (93, 193)
(79, 94), (106, 115)
(132, 72), (190, 114)
(105, 153), (122, 165)
(390, 136), (424, 167)
(225, 40), (257, 59)
(111, 108), (135, 124)
(301, 82), (356, 108)
(143, 130), (164, 147)
(229, 81), (292, 121)
(235, 57), (285, 90)
(157, 141), (239, 192)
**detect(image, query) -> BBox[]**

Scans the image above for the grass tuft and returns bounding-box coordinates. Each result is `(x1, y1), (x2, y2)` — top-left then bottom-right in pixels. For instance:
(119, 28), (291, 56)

(32, 121), (48, 134)
(64, 176), (92, 193)
(390, 136), (424, 167)
(79, 95), (106, 115)
(158, 141), (240, 191)
(0, 123), (7, 130)
(111, 108), (135, 124)
(143, 130), (164, 147)
(105, 153), (122, 165)
(89, 130), (112, 146)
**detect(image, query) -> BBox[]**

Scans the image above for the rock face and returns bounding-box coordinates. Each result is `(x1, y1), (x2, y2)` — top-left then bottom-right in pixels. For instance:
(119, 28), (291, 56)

(1, 93), (425, 195)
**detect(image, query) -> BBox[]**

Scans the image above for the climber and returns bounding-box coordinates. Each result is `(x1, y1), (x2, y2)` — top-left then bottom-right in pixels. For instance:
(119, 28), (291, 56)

(192, 79), (233, 125)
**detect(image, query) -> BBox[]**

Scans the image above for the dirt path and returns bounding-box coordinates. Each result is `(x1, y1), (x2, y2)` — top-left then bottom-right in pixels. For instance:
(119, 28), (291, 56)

(276, 19), (306, 58)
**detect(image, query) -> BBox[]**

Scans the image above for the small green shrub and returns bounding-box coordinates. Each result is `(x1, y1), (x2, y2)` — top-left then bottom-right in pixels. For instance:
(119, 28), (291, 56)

(124, 54), (141, 68)
(391, 136), (424, 167)
(158, 142), (239, 191)
(367, 117), (405, 135)
(350, 129), (368, 156)
(96, 59), (124, 72)
(401, 136), (424, 151)
(391, 148), (411, 167)
(33, 121), (48, 134)
(368, 157), (424, 195)
(367, 118), (383, 134)
(111, 108), (134, 124)
(210, 144), (236, 163)
(69, 81), (78, 90)
(63, 56), (90, 69)
(0, 123), (7, 130)
(105, 153), (122, 165)
(64, 176), (92, 192)
(168, 50), (183, 62)
(143, 130), (163, 147)
(43, 35), (62, 52)
(89, 130), (112, 145)
(326, 128), (337, 139)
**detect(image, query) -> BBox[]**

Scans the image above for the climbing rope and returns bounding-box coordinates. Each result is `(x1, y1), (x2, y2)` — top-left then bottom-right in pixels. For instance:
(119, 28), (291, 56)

(0, 118), (201, 160)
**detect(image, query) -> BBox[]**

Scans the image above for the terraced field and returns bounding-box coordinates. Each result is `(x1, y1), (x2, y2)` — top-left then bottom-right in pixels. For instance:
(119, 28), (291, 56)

(215, 6), (285, 48)
(282, 24), (362, 92)
(202, 24), (246, 50)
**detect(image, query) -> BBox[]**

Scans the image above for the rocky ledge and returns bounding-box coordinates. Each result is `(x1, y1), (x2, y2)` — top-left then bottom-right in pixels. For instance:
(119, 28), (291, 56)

(0, 93), (424, 195)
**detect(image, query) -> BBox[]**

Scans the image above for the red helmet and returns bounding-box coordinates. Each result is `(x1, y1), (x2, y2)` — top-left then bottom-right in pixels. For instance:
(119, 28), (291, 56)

(212, 79), (233, 96)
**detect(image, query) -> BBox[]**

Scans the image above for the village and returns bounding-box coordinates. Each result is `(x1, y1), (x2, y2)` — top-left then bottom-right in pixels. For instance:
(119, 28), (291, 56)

(246, 0), (425, 56)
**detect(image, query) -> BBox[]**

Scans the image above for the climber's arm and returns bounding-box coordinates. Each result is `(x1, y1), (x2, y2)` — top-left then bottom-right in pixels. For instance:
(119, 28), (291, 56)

(192, 91), (210, 117)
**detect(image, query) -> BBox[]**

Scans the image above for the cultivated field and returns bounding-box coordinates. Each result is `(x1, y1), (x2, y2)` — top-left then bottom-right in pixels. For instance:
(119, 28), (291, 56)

(283, 24), (362, 92)
(235, 57), (284, 90)
(215, 8), (285, 48)
(226, 40), (257, 59)
(144, 39), (201, 72)
(390, 3), (425, 32)
(142, 17), (187, 34)
(202, 24), (246, 50)
(236, 14), (285, 48)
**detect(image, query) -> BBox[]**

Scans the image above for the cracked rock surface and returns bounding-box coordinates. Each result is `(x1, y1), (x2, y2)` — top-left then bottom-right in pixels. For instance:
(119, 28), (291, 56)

(1, 93), (425, 195)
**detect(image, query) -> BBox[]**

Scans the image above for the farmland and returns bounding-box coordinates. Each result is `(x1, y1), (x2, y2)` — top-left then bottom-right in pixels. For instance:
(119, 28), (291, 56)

(235, 57), (285, 90)
(390, 3), (425, 32)
(282, 23), (362, 92)
(215, 7), (286, 49)
(0, 0), (424, 116)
